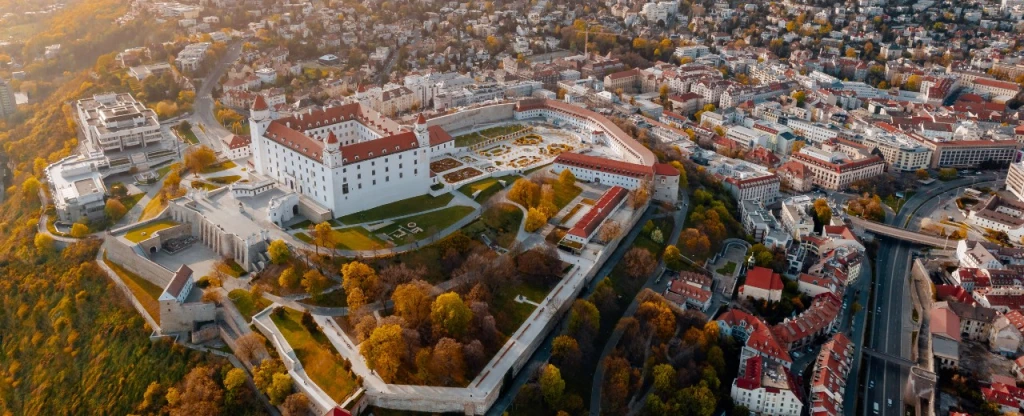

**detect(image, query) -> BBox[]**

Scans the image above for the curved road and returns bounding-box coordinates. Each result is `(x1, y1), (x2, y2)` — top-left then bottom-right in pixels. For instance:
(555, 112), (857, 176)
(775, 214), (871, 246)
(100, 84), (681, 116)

(859, 173), (1002, 416)
(188, 41), (244, 151)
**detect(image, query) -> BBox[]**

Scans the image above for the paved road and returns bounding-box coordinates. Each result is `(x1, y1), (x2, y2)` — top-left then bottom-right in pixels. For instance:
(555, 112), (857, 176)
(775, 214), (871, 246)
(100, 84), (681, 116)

(189, 41), (244, 151)
(859, 173), (1002, 416)
(485, 204), (660, 416)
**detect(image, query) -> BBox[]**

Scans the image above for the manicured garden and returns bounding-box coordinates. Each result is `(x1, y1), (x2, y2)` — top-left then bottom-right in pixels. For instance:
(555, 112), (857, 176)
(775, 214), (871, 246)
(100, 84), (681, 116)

(454, 124), (526, 147)
(377, 206), (475, 245)
(271, 307), (358, 402)
(337, 193), (454, 225)
(124, 220), (179, 243)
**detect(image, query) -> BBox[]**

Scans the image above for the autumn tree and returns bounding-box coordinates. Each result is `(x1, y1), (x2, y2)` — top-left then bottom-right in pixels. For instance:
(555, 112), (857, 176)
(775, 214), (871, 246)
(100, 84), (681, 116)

(551, 335), (582, 371)
(311, 222), (333, 255)
(360, 324), (405, 383)
(525, 207), (547, 232)
(558, 169), (577, 190)
(34, 233), (55, 255)
(623, 247), (656, 279)
(430, 292), (473, 338)
(235, 332), (268, 365)
(377, 263), (425, 307)
(422, 337), (467, 386)
(279, 266), (301, 289)
(70, 223), (89, 238)
(105, 198), (127, 221)
(508, 178), (539, 208)
(629, 181), (651, 210)
(282, 392), (310, 416)
(183, 145), (217, 175)
(267, 373), (293, 405)
(539, 364), (566, 407)
(652, 363), (676, 395)
(663, 245), (684, 270)
(300, 269), (330, 300)
(224, 368), (248, 393)
(813, 198), (832, 225)
(342, 261), (378, 308)
(166, 366), (224, 415)
(22, 176), (41, 203)
(637, 300), (676, 340)
(268, 239), (290, 264)
(392, 280), (435, 328)
(599, 220), (622, 242)
(568, 299), (600, 342)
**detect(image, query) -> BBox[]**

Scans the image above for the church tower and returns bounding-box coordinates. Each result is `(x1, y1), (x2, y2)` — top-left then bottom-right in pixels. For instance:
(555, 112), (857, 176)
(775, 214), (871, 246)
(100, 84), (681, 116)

(249, 95), (272, 174)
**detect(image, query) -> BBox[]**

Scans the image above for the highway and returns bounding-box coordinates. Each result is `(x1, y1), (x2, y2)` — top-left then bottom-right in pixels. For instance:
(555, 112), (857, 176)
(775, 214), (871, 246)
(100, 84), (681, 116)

(859, 173), (1002, 416)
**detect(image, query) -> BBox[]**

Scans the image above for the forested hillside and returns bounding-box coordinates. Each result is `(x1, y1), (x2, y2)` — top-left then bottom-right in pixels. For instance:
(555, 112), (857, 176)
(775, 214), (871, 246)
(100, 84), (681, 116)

(0, 1), (255, 415)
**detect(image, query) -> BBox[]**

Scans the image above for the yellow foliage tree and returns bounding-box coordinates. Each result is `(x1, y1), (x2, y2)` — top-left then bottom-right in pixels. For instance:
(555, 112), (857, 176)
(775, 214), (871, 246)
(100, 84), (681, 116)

(360, 324), (405, 382)
(525, 207), (548, 232)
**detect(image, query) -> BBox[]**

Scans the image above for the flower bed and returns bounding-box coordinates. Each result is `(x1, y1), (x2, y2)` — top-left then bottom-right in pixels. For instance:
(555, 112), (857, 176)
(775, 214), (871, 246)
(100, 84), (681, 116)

(443, 167), (484, 183)
(513, 134), (543, 146)
(429, 157), (463, 173)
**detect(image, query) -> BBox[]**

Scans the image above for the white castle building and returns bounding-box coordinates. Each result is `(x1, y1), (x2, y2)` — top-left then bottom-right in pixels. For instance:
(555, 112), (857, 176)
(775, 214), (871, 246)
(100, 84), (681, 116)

(248, 95), (454, 217)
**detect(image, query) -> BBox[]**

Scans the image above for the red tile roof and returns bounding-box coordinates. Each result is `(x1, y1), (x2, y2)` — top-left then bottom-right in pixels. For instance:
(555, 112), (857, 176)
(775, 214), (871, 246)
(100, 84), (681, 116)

(745, 267), (784, 291)
(252, 94), (268, 111)
(555, 152), (654, 179)
(567, 186), (627, 238)
(165, 264), (193, 298)
(224, 135), (251, 150)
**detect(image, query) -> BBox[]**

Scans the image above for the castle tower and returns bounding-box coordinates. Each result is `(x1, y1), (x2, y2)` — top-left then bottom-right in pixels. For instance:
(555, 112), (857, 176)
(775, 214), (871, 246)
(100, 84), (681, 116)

(249, 95), (272, 173)
(323, 131), (342, 168)
(414, 113), (430, 148)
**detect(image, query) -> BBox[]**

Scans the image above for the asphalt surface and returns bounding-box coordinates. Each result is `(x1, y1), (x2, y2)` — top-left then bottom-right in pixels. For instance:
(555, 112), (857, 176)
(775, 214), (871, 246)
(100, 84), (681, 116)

(859, 173), (1002, 416)
(188, 41), (244, 150)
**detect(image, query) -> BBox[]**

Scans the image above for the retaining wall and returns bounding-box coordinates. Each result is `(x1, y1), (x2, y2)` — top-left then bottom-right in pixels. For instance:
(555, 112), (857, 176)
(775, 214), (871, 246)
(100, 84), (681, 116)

(428, 103), (516, 134)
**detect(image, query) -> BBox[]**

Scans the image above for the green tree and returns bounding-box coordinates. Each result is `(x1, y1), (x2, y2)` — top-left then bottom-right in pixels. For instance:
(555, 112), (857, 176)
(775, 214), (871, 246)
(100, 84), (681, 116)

(678, 384), (717, 416)
(268, 239), (290, 264)
(539, 364), (565, 407)
(430, 292), (473, 338)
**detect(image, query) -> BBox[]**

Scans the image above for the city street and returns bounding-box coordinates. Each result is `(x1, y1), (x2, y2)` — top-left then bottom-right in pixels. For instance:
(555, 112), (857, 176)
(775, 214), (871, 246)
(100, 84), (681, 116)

(187, 40), (244, 151)
(859, 173), (1002, 415)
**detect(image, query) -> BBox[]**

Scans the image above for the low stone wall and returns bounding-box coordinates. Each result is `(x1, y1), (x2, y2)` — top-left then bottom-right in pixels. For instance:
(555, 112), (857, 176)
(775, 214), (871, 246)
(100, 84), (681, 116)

(104, 236), (174, 288)
(428, 103), (516, 133)
(253, 307), (337, 415)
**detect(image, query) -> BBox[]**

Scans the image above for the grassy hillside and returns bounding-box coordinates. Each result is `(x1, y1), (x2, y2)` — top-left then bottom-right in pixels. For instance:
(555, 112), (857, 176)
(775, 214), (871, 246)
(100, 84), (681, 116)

(0, 2), (263, 415)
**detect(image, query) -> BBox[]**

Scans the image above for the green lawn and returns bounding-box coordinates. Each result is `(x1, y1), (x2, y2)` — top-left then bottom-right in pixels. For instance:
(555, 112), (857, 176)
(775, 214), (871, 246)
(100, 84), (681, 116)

(220, 259), (247, 277)
(331, 227), (388, 251)
(716, 261), (737, 275)
(458, 174), (520, 202)
(228, 289), (271, 320)
(552, 183), (582, 210)
(207, 175), (242, 185)
(271, 307), (358, 402)
(453, 124), (526, 147)
(103, 255), (163, 322)
(300, 288), (347, 308)
(491, 281), (553, 336)
(377, 206), (475, 245)
(337, 193), (454, 225)
(202, 160), (237, 174)
(175, 125), (199, 144)
(120, 193), (146, 212)
(463, 202), (523, 248)
(124, 220), (179, 243)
